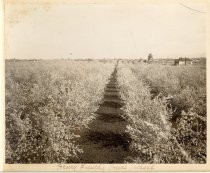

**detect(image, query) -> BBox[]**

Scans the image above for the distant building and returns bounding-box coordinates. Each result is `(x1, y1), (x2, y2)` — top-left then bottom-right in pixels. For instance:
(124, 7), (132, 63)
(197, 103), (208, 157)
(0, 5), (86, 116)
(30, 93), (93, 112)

(175, 58), (193, 66)
(192, 57), (206, 66)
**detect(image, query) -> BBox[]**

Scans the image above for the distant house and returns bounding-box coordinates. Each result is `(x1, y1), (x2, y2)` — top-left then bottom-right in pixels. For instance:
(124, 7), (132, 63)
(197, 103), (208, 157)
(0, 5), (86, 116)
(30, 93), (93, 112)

(192, 57), (206, 66)
(175, 58), (193, 66)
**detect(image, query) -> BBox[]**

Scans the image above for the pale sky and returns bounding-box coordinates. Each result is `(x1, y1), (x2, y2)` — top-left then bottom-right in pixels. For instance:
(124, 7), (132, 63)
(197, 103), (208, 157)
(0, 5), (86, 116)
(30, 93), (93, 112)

(5, 1), (207, 59)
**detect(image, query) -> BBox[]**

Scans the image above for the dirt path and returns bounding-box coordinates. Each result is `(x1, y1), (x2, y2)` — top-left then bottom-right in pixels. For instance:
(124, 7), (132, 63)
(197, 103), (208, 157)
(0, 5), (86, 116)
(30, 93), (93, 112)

(70, 64), (132, 163)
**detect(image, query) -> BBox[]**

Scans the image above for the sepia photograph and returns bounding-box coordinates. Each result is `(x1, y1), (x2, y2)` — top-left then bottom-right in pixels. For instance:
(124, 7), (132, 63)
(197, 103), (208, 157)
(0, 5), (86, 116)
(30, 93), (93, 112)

(3, 0), (210, 171)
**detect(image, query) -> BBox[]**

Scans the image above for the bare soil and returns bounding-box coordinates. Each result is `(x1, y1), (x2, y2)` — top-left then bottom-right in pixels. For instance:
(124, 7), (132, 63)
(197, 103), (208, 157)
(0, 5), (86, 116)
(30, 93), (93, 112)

(69, 65), (134, 163)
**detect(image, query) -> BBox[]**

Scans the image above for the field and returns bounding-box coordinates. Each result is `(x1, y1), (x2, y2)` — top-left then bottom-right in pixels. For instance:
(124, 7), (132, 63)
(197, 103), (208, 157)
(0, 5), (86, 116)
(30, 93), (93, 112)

(5, 59), (206, 163)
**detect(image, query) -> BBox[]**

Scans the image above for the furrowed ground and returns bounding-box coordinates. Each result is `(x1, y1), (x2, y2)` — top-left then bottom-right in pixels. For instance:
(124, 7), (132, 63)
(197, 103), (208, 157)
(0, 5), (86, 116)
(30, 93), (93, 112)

(5, 60), (206, 163)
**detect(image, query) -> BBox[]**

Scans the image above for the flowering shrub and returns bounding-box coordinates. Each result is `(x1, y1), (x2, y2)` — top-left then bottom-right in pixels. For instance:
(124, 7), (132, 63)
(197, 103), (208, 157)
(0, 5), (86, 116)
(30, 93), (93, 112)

(117, 63), (206, 163)
(131, 64), (206, 119)
(175, 110), (206, 163)
(131, 64), (206, 163)
(5, 60), (114, 163)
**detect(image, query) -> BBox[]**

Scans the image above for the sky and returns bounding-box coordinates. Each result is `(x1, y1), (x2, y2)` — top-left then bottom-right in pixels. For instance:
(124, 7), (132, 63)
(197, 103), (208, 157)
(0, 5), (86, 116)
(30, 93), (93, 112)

(5, 1), (207, 59)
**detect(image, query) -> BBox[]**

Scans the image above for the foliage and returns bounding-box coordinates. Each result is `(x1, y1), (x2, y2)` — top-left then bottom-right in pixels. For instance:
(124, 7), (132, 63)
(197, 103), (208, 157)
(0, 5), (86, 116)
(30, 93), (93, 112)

(5, 60), (114, 163)
(5, 60), (206, 163)
(117, 63), (206, 163)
